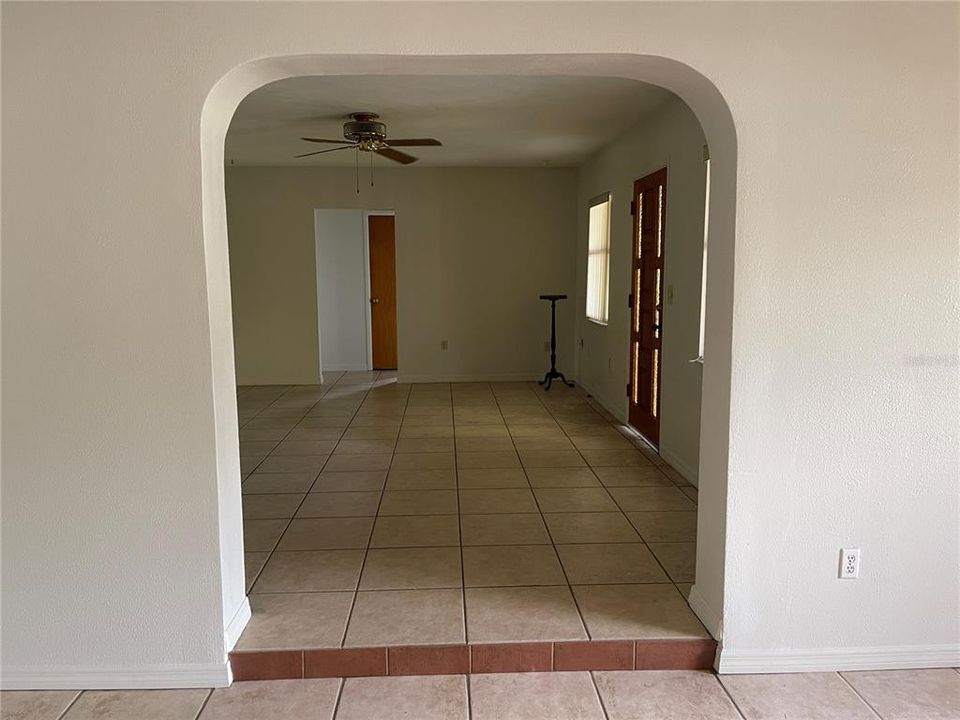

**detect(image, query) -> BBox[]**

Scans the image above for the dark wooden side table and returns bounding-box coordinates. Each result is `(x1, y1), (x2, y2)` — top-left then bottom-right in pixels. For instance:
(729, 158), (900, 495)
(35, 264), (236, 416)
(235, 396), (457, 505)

(538, 294), (575, 391)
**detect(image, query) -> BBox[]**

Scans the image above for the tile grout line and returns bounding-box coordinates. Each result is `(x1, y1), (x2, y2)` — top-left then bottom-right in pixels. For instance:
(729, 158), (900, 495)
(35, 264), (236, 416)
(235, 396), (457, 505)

(588, 670), (613, 720)
(330, 676), (346, 720)
(338, 372), (409, 650)
(452, 385), (470, 649)
(244, 381), (339, 592)
(712, 674), (749, 720)
(836, 671), (886, 719)
(497, 384), (592, 643)
(191, 688), (215, 720)
(54, 690), (84, 720)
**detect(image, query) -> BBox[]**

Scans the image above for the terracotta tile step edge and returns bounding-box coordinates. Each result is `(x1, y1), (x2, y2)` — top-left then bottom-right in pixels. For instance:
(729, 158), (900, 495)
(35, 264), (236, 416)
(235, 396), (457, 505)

(230, 639), (717, 681)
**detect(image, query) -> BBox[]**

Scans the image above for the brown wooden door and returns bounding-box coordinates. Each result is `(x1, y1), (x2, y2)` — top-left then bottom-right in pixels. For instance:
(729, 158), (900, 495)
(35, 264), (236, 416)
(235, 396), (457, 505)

(628, 168), (667, 445)
(368, 215), (398, 370)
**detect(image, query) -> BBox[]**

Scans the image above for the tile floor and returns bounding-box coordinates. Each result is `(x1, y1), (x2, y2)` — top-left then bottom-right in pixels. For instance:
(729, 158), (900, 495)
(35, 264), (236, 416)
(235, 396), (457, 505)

(5, 668), (958, 719)
(235, 372), (704, 652)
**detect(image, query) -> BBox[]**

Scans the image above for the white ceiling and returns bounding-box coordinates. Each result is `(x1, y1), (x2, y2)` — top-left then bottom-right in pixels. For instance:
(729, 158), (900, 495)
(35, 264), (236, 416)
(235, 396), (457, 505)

(225, 75), (673, 168)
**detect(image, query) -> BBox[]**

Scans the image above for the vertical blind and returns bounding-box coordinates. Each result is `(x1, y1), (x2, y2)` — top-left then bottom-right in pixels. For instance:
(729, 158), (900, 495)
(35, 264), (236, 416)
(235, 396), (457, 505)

(586, 194), (612, 324)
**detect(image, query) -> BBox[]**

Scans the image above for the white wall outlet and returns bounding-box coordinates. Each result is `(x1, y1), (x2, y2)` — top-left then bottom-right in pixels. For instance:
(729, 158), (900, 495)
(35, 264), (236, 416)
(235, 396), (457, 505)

(667, 284), (675, 304)
(440, 340), (448, 351)
(839, 548), (861, 579)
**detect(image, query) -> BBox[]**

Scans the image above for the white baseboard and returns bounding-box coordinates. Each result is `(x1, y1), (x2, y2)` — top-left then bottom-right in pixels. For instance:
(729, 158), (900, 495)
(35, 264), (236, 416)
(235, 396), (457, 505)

(224, 597), (251, 654)
(657, 446), (699, 486)
(574, 378), (627, 423)
(0, 662), (231, 690)
(687, 583), (722, 643)
(398, 373), (542, 384)
(718, 643), (960, 674)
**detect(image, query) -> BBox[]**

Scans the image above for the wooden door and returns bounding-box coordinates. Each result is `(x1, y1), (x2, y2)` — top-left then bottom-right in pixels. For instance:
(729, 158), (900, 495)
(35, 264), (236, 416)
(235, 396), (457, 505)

(628, 168), (667, 445)
(368, 215), (398, 370)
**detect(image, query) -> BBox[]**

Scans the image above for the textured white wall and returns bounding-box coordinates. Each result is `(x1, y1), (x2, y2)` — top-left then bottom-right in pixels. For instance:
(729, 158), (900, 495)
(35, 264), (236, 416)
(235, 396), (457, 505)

(1, 1), (957, 686)
(576, 96), (707, 484)
(227, 166), (578, 384)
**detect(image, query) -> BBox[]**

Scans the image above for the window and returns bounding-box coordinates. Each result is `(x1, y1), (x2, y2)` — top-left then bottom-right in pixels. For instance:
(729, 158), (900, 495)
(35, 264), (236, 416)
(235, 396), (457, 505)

(586, 193), (612, 324)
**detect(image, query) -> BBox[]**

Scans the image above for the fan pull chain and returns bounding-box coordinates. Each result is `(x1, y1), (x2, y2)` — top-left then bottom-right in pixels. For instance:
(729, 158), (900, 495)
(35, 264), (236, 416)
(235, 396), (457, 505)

(370, 150), (375, 188)
(355, 148), (360, 194)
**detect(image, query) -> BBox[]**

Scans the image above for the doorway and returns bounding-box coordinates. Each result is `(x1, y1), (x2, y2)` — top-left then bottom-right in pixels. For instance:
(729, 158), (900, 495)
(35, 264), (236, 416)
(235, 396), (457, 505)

(367, 214), (398, 370)
(628, 167), (667, 446)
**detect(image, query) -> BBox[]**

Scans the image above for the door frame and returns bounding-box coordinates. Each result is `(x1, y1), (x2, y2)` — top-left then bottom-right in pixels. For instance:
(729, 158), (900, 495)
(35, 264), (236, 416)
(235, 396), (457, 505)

(362, 209), (397, 371)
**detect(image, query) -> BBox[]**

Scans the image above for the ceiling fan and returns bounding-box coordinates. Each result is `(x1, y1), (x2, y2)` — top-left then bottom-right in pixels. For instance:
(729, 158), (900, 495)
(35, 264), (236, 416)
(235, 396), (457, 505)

(296, 112), (441, 165)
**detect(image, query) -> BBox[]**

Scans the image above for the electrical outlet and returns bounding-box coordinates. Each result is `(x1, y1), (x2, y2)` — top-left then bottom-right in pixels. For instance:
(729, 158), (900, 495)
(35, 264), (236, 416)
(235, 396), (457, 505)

(667, 284), (675, 304)
(440, 340), (448, 351)
(839, 548), (860, 579)
(543, 341), (550, 352)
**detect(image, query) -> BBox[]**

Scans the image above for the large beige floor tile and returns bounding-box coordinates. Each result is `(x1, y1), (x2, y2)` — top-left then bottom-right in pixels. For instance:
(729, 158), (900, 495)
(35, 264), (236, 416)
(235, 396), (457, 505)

(544, 512), (641, 544)
(62, 690), (209, 720)
(237, 592), (353, 650)
(310, 471), (386, 493)
(721, 673), (878, 719)
(371, 514), (460, 547)
(244, 552), (269, 592)
(276, 517), (373, 550)
(345, 589), (465, 646)
(519, 450), (587, 468)
(525, 467), (600, 488)
(359, 547), (462, 589)
(456, 425), (512, 438)
(470, 672), (605, 720)
(841, 669), (960, 719)
(460, 513), (550, 546)
(628, 511), (698, 542)
(243, 472), (317, 495)
(454, 437), (515, 452)
(389, 452), (455, 470)
(573, 584), (709, 639)
(608, 486), (697, 511)
(378, 489), (458, 515)
(593, 466), (671, 487)
(569, 435), (635, 450)
(333, 438), (396, 454)
(465, 586), (587, 642)
(399, 425), (455, 439)
(323, 452), (392, 472)
(336, 676), (468, 720)
(456, 451), (521, 469)
(459, 488), (538, 514)
(284, 427), (344, 442)
(594, 671), (741, 720)
(296, 491), (381, 518)
(242, 493), (304, 519)
(534, 488), (619, 513)
(270, 440), (337, 455)
(511, 437), (575, 451)
(243, 519), (288, 551)
(256, 455), (328, 473)
(394, 437), (455, 453)
(557, 543), (669, 584)
(648, 542), (697, 582)
(199, 679), (340, 720)
(252, 549), (364, 592)
(0, 691), (79, 720)
(580, 449), (651, 467)
(463, 545), (566, 587)
(386, 468), (457, 490)
(457, 468), (529, 489)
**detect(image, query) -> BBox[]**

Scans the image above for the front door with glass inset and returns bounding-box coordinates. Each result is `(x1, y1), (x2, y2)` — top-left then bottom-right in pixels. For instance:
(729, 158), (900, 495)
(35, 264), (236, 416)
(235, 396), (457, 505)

(628, 168), (667, 445)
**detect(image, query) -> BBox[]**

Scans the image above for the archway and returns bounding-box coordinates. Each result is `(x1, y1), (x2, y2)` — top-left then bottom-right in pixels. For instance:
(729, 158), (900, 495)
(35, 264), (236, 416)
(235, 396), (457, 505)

(201, 53), (738, 659)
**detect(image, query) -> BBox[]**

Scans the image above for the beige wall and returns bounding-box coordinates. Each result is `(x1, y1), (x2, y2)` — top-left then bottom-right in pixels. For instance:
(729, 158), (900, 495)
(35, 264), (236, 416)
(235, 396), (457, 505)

(576, 97), (707, 482)
(227, 166), (578, 385)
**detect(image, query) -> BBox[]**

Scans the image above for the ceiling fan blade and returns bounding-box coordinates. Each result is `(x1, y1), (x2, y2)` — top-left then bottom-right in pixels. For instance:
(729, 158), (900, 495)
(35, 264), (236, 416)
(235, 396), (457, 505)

(294, 145), (356, 159)
(375, 147), (418, 165)
(301, 137), (353, 144)
(386, 138), (442, 147)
